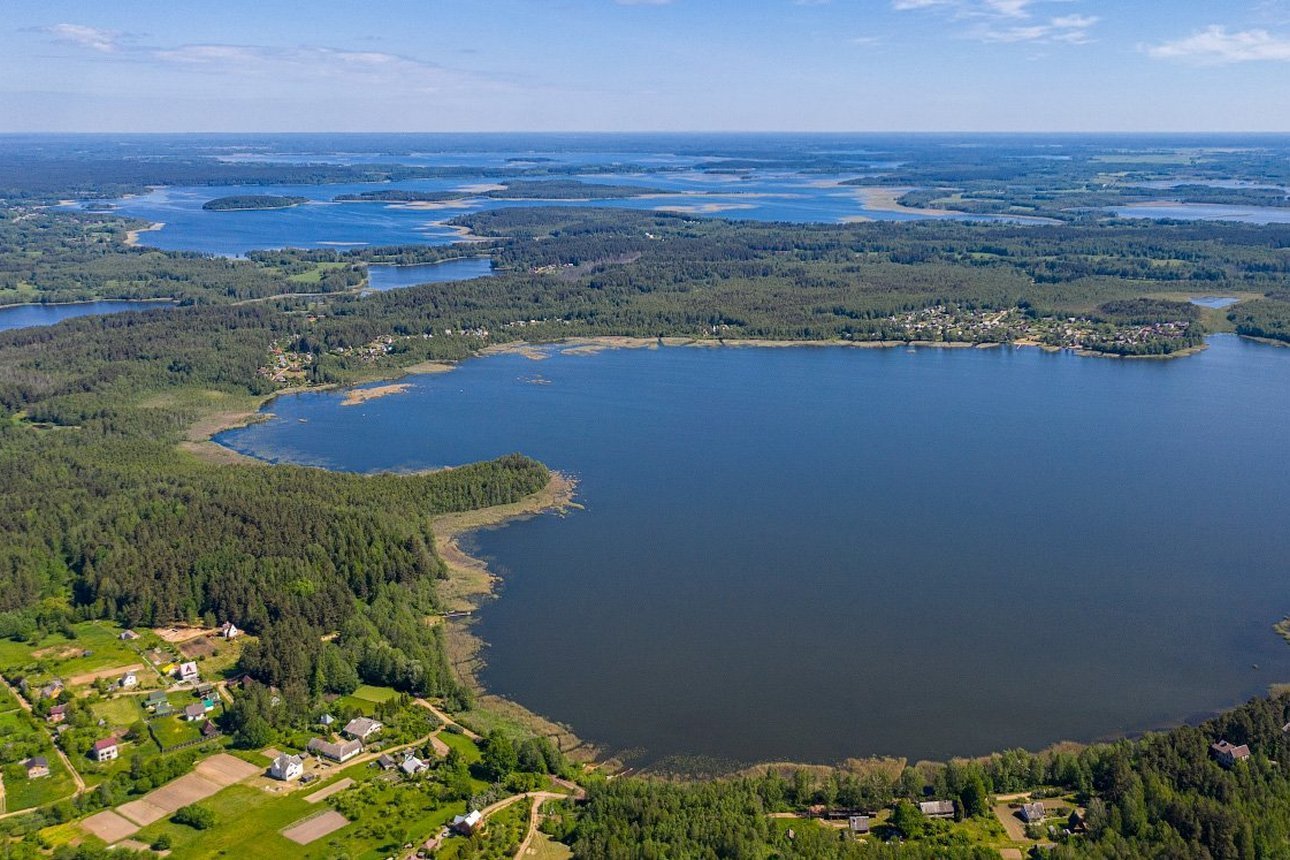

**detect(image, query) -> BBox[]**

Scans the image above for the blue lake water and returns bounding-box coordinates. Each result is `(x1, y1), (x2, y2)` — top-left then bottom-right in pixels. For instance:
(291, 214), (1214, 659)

(1189, 296), (1240, 309)
(1114, 203), (1290, 224)
(97, 171), (1039, 256)
(0, 300), (174, 332)
(366, 258), (494, 292)
(219, 335), (1290, 765)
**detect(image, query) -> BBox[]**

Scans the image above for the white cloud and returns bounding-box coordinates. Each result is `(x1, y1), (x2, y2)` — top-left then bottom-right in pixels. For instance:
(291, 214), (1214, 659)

(976, 13), (1097, 43)
(1145, 25), (1290, 64)
(149, 44), (469, 92)
(892, 0), (1097, 43)
(42, 23), (123, 53)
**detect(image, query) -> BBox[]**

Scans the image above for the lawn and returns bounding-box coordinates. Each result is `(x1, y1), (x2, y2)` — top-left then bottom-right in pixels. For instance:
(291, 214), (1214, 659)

(93, 696), (145, 730)
(150, 715), (205, 750)
(5, 753), (76, 811)
(351, 685), (399, 705)
(529, 831), (574, 860)
(437, 730), (482, 764)
(0, 622), (148, 686)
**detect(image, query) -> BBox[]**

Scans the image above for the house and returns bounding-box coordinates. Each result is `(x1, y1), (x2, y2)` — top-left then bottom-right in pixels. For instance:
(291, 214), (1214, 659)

(91, 738), (119, 762)
(201, 720), (220, 738)
(154, 702), (175, 717)
(177, 662), (200, 683)
(24, 757), (50, 779)
(47, 704), (67, 725)
(400, 753), (429, 776)
(160, 663), (176, 675)
(848, 815), (870, 835)
(39, 679), (64, 699)
(194, 682), (215, 697)
(200, 696), (218, 712)
(319, 713), (336, 727)
(343, 717), (383, 742)
(184, 703), (207, 721)
(270, 753), (305, 781)
(451, 810), (483, 836)
(119, 630), (140, 641)
(919, 800), (955, 818)
(145, 691), (167, 708)
(376, 754), (397, 771)
(119, 671), (138, 690)
(1020, 802), (1046, 824)
(220, 622), (241, 640)
(1211, 740), (1251, 767)
(307, 737), (362, 763)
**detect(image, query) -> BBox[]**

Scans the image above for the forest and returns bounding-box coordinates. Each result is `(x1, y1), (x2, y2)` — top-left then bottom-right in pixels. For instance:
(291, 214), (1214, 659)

(200, 195), (309, 211)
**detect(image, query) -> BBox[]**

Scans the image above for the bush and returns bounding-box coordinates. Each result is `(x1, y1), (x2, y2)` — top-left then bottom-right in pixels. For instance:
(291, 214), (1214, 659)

(171, 803), (215, 830)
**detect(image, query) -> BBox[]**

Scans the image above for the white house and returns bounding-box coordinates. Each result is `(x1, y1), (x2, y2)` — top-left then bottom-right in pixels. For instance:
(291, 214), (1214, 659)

(119, 671), (138, 690)
(270, 753), (305, 781)
(451, 810), (483, 836)
(220, 622), (241, 640)
(91, 738), (119, 762)
(177, 662), (200, 683)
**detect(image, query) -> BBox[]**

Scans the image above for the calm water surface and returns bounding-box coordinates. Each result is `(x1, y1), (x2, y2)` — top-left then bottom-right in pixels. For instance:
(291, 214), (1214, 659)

(366, 258), (494, 292)
(0, 300), (173, 332)
(219, 337), (1290, 764)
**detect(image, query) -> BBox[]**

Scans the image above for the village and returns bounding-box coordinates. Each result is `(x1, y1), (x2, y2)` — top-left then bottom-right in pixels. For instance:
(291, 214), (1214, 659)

(0, 619), (576, 858)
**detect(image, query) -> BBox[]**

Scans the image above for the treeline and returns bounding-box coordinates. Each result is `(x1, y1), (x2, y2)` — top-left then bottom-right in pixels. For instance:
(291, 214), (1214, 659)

(201, 195), (308, 211)
(0, 208), (363, 305)
(561, 694), (1290, 859)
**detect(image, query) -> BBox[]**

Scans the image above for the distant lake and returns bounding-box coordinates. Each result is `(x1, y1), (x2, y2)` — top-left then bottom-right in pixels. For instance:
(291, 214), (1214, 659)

(1190, 296), (1240, 309)
(0, 300), (173, 332)
(366, 258), (494, 292)
(219, 336), (1290, 765)
(1114, 203), (1290, 224)
(92, 166), (1042, 256)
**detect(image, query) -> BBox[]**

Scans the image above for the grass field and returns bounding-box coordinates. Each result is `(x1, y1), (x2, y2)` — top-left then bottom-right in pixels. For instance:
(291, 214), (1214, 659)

(438, 730), (482, 765)
(338, 684), (400, 716)
(0, 622), (148, 686)
(151, 715), (205, 749)
(5, 752), (76, 811)
(93, 696), (146, 729)
(529, 831), (574, 860)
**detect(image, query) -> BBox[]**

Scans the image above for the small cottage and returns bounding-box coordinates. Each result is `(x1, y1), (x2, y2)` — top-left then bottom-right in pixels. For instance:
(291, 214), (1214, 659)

(1020, 802), (1046, 824)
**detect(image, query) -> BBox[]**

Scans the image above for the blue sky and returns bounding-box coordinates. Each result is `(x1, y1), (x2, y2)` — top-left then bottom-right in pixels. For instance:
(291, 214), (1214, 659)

(2, 0), (1289, 132)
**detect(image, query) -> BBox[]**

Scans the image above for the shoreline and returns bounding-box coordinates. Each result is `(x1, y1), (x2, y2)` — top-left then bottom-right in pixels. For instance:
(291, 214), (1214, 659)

(124, 221), (165, 247)
(429, 472), (605, 762)
(483, 333), (1210, 362)
(0, 296), (176, 311)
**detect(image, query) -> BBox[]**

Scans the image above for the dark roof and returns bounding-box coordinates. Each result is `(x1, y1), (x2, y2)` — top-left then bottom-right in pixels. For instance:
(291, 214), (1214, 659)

(25, 756), (48, 769)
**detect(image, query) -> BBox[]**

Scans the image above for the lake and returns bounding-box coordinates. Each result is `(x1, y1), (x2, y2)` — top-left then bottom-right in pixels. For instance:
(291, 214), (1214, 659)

(1114, 203), (1290, 224)
(0, 300), (174, 332)
(218, 335), (1290, 765)
(366, 258), (494, 292)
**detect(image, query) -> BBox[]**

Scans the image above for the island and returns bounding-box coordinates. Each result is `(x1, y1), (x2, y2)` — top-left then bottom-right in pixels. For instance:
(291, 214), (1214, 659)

(201, 194), (309, 211)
